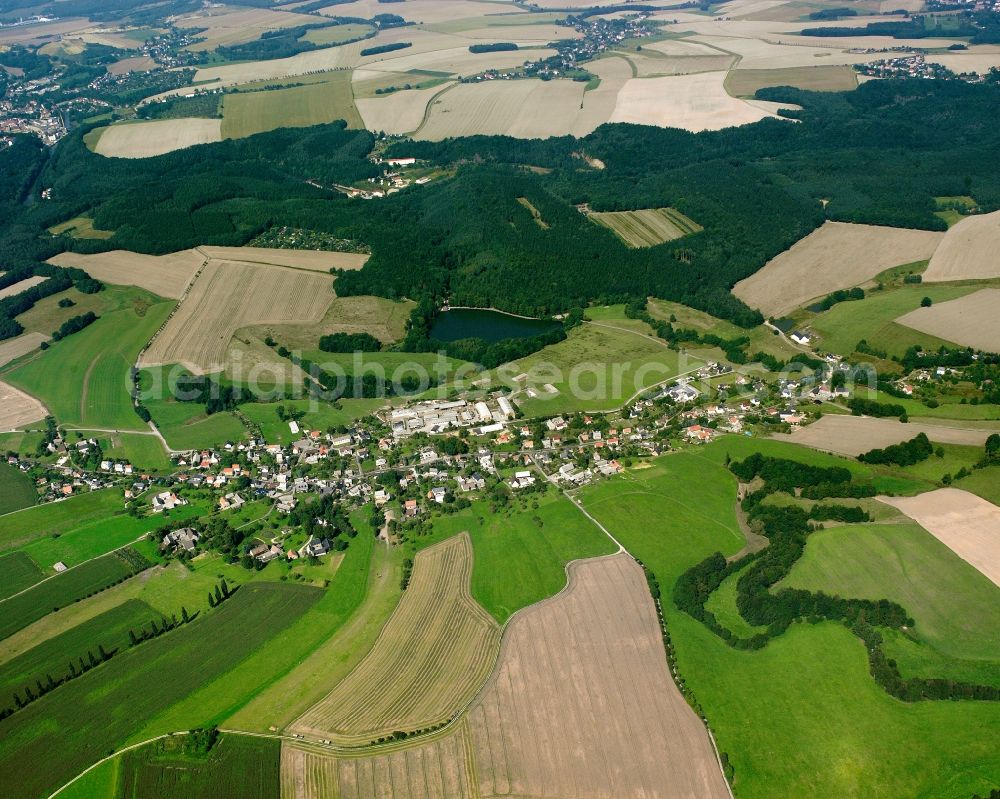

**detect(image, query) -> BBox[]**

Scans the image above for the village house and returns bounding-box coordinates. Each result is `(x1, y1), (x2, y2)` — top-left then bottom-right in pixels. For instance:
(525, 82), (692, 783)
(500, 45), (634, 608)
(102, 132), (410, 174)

(161, 527), (200, 553)
(151, 491), (186, 512)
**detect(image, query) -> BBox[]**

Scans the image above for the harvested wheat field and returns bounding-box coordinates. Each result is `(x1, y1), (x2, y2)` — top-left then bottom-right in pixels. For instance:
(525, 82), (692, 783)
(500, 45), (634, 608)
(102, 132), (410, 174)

(881, 488), (1000, 588)
(175, 6), (318, 51)
(0, 333), (49, 367)
(0, 276), (46, 301)
(896, 289), (1000, 352)
(589, 207), (702, 248)
(141, 259), (334, 373)
(281, 553), (730, 799)
(356, 83), (455, 136)
(774, 414), (992, 457)
(47, 249), (205, 299)
(197, 247), (368, 273)
(91, 118), (223, 158)
(415, 79), (586, 140)
(0, 380), (47, 429)
(609, 71), (785, 132)
(290, 534), (500, 744)
(733, 221), (944, 316)
(922, 210), (1000, 282)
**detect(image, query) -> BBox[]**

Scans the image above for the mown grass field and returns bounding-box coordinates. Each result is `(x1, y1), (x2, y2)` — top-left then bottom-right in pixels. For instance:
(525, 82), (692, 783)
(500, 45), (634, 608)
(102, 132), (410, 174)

(99, 432), (171, 472)
(20, 499), (206, 573)
(221, 72), (362, 139)
(4, 290), (173, 431)
(512, 322), (684, 416)
(143, 396), (246, 451)
(291, 534), (500, 743)
(418, 491), (618, 623)
(47, 216), (114, 240)
(0, 553), (139, 641)
(0, 598), (156, 699)
(804, 283), (980, 359)
(783, 521), (1000, 687)
(0, 582), (320, 799)
(0, 462), (35, 515)
(588, 207), (702, 248)
(0, 489), (124, 553)
(0, 551), (43, 600)
(117, 733), (280, 799)
(579, 446), (1000, 799)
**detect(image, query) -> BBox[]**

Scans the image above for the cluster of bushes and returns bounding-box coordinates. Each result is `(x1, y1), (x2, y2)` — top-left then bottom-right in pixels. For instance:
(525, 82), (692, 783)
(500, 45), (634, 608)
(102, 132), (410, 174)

(51, 311), (98, 342)
(370, 720), (448, 746)
(171, 374), (252, 415)
(674, 455), (1000, 703)
(858, 432), (933, 466)
(318, 331), (382, 352)
(807, 504), (871, 523)
(847, 397), (906, 418)
(811, 286), (864, 312)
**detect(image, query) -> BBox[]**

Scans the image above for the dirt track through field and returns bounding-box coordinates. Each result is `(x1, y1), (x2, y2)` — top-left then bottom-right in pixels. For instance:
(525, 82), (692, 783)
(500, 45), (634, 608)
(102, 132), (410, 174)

(880, 488), (1000, 588)
(281, 552), (730, 799)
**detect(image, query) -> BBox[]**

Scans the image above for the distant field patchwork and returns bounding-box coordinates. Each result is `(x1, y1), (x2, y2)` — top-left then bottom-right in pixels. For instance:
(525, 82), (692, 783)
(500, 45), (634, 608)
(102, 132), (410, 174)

(588, 207), (702, 248)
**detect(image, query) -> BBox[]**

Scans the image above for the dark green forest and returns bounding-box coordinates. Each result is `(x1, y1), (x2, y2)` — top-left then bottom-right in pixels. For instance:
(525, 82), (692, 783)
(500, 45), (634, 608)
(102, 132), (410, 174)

(3, 80), (1000, 334)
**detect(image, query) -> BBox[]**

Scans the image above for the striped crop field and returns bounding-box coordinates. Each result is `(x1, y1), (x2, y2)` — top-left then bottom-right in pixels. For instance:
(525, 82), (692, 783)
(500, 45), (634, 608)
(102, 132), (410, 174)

(289, 533), (500, 745)
(588, 207), (702, 248)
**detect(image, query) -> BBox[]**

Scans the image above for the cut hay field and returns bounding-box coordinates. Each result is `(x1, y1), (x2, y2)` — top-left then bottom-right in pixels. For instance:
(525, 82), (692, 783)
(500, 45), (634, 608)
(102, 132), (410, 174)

(804, 281), (981, 360)
(281, 553), (731, 799)
(415, 79), (588, 141)
(774, 414), (993, 457)
(781, 522), (1000, 683)
(4, 290), (173, 430)
(291, 534), (500, 744)
(724, 64), (858, 96)
(510, 322), (685, 416)
(881, 488), (1000, 589)
(0, 332), (49, 367)
(221, 72), (363, 138)
(176, 6), (318, 51)
(141, 259), (334, 374)
(0, 275), (45, 301)
(0, 462), (34, 516)
(732, 221), (945, 316)
(0, 379), (48, 430)
(47, 249), (204, 300)
(579, 447), (1000, 799)
(356, 82), (454, 135)
(0, 582), (322, 799)
(609, 70), (786, 132)
(588, 207), (702, 247)
(896, 288), (1000, 352)
(922, 210), (1000, 281)
(91, 118), (223, 159)
(0, 552), (42, 600)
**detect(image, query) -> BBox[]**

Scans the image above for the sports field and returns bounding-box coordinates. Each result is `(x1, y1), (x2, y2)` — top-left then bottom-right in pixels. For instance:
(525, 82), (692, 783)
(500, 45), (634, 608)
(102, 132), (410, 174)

(291, 534), (500, 743)
(588, 207), (702, 247)
(511, 321), (686, 416)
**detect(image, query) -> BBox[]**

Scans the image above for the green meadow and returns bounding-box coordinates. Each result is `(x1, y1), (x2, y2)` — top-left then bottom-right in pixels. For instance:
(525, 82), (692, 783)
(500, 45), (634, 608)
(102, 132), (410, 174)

(0, 462), (35, 515)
